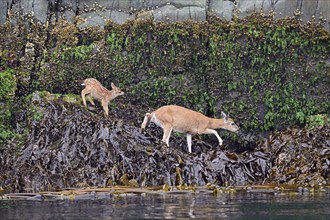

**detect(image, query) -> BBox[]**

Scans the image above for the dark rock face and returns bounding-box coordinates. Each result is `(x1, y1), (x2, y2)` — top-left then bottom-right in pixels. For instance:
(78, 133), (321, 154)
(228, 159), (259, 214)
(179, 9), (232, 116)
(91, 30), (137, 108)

(1, 0), (329, 32)
(0, 93), (328, 193)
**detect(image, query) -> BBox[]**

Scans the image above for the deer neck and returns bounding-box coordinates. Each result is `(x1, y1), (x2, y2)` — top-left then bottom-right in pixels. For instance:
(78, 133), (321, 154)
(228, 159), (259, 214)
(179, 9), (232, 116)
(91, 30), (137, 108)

(105, 90), (114, 99)
(107, 89), (121, 101)
(208, 118), (226, 129)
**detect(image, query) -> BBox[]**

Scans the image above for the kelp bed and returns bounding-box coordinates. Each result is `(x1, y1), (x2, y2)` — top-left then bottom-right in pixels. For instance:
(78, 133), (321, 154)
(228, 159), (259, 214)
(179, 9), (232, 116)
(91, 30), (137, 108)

(0, 93), (329, 196)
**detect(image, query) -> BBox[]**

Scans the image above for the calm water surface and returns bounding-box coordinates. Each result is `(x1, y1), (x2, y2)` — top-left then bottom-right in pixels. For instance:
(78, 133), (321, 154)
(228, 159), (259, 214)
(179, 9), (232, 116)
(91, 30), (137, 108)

(1, 190), (329, 220)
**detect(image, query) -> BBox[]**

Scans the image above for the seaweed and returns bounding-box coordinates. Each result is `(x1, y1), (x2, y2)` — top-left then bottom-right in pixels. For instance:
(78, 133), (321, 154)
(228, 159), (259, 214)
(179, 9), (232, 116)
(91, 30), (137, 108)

(1, 93), (328, 193)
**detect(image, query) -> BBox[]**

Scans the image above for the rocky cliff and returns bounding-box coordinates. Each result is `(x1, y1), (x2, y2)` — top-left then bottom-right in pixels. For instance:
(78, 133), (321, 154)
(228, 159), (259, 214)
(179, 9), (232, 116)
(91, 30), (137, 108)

(1, 0), (329, 32)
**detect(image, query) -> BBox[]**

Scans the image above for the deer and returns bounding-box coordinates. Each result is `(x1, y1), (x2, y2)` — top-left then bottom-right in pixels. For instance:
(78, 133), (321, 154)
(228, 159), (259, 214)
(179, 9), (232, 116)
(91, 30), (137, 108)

(81, 78), (124, 116)
(141, 105), (239, 153)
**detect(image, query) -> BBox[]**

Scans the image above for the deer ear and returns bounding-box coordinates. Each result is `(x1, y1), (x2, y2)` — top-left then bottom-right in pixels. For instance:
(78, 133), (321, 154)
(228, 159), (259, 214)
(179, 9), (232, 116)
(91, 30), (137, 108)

(111, 82), (115, 88)
(221, 111), (228, 122)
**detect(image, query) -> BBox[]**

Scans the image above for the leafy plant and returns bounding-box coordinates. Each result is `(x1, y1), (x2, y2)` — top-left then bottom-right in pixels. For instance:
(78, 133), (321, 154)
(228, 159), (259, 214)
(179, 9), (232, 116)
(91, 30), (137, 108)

(0, 11), (329, 140)
(0, 69), (16, 143)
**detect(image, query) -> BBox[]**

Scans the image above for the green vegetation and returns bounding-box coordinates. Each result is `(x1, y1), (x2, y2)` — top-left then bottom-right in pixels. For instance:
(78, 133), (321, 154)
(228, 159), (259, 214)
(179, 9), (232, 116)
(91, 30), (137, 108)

(307, 114), (330, 128)
(0, 12), (329, 144)
(0, 69), (16, 143)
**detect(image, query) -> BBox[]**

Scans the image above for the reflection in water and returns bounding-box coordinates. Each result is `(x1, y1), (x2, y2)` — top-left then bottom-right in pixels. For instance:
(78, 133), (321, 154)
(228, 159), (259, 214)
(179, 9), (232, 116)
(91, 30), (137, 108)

(1, 191), (330, 219)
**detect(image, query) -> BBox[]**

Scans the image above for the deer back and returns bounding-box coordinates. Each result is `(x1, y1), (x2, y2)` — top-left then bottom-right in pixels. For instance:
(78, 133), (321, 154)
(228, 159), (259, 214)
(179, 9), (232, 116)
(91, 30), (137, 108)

(83, 78), (112, 101)
(153, 105), (239, 134)
(153, 105), (211, 134)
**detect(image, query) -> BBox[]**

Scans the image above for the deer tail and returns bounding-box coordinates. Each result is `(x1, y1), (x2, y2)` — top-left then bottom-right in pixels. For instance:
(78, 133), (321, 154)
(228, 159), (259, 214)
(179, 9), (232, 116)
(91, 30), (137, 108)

(81, 79), (87, 86)
(141, 113), (152, 129)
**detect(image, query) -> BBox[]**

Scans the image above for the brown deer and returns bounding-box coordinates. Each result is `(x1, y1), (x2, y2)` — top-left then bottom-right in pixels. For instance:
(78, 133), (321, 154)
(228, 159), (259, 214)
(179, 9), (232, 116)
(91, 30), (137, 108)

(81, 78), (124, 116)
(141, 105), (239, 153)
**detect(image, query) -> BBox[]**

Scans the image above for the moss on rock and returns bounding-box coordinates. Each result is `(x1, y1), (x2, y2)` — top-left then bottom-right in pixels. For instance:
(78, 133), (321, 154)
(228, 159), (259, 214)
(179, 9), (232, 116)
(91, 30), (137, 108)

(0, 69), (16, 142)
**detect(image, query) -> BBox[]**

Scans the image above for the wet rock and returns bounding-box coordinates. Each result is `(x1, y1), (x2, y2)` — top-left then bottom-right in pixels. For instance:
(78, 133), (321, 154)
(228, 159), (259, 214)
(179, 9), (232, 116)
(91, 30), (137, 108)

(2, 0), (329, 32)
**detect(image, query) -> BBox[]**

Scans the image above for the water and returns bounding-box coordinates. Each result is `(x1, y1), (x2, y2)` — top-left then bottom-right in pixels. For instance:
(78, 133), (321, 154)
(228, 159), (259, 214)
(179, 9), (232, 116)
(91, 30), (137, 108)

(1, 191), (329, 219)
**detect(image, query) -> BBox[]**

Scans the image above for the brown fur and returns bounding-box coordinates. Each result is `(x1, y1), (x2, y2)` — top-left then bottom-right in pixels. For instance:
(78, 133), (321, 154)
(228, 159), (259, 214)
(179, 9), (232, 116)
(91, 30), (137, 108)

(141, 105), (239, 153)
(81, 78), (124, 116)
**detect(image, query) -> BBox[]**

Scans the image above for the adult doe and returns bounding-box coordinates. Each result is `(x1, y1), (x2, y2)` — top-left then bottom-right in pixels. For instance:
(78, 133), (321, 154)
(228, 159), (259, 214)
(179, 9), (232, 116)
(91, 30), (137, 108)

(81, 78), (124, 116)
(141, 105), (239, 153)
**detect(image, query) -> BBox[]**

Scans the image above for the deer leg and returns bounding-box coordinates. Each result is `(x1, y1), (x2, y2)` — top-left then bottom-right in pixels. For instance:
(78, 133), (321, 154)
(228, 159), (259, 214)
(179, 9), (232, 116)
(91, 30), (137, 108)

(101, 100), (109, 116)
(202, 129), (223, 146)
(162, 126), (173, 146)
(186, 133), (192, 153)
(81, 89), (88, 107)
(87, 95), (95, 106)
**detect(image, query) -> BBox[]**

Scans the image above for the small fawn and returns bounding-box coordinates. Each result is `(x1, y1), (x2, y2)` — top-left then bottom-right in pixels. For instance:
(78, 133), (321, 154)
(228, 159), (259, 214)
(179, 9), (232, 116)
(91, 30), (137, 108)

(141, 105), (239, 153)
(81, 78), (124, 116)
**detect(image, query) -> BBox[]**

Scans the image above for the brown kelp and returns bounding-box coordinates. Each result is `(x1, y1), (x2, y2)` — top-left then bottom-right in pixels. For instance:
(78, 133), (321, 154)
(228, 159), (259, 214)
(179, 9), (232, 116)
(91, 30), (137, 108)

(1, 93), (328, 193)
